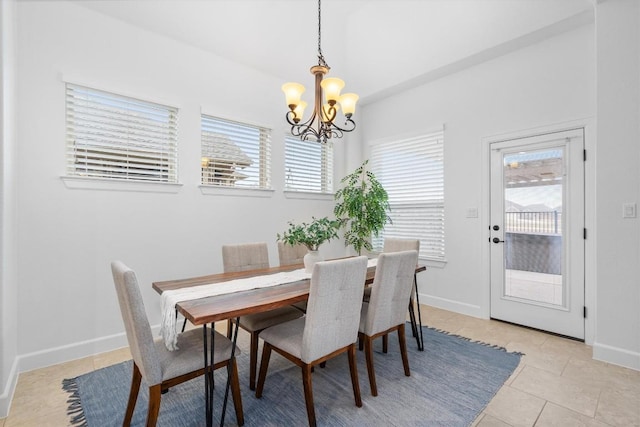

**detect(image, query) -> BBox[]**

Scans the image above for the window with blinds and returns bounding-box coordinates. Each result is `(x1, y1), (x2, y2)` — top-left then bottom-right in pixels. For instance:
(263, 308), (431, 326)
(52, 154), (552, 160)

(284, 136), (333, 193)
(65, 83), (178, 183)
(370, 130), (445, 261)
(201, 115), (271, 189)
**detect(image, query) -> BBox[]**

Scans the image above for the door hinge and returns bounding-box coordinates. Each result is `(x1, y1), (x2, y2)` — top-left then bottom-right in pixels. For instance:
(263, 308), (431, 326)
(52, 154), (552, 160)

(583, 228), (587, 239)
(583, 306), (587, 318)
(583, 149), (587, 161)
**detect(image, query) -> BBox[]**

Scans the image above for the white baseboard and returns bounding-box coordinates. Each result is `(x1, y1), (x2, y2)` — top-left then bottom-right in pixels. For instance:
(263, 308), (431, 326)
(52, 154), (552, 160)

(419, 293), (484, 319)
(593, 341), (640, 371)
(18, 332), (129, 374)
(0, 357), (19, 418)
(0, 325), (163, 418)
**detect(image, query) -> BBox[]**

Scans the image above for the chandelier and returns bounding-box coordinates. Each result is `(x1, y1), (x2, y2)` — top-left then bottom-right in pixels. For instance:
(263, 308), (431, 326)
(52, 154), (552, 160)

(282, 0), (359, 144)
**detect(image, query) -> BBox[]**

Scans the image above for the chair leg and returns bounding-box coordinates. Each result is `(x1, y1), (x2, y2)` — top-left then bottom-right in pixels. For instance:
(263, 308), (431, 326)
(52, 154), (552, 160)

(412, 274), (425, 351)
(123, 363), (142, 426)
(229, 358), (245, 426)
(408, 298), (418, 338)
(398, 323), (410, 377)
(363, 335), (378, 397)
(382, 334), (388, 354)
(302, 364), (317, 427)
(226, 319), (233, 339)
(255, 342), (272, 398)
(347, 344), (363, 407)
(146, 384), (162, 427)
(249, 331), (259, 390)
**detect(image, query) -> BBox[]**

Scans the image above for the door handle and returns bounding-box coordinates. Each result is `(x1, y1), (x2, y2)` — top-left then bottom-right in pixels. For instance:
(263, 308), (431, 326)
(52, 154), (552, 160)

(492, 237), (504, 244)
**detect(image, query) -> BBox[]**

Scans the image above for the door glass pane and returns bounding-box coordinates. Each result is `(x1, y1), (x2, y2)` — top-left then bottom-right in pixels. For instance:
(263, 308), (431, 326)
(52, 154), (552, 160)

(503, 148), (564, 306)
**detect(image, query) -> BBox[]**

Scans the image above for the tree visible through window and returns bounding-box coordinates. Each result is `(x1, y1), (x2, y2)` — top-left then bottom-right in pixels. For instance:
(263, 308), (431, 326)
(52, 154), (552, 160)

(369, 130), (445, 261)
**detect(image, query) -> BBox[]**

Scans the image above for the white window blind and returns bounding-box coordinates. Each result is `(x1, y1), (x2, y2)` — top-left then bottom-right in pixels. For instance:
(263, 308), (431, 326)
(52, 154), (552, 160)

(65, 83), (178, 183)
(370, 130), (445, 260)
(201, 115), (271, 189)
(284, 136), (333, 193)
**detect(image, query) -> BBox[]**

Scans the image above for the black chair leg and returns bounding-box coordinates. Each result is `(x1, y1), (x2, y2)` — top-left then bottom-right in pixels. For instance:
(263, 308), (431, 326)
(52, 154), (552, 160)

(408, 300), (418, 338)
(413, 274), (424, 351)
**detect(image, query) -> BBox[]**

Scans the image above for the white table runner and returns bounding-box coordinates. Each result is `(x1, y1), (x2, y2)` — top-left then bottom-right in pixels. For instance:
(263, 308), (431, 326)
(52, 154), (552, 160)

(159, 257), (378, 350)
(160, 269), (311, 350)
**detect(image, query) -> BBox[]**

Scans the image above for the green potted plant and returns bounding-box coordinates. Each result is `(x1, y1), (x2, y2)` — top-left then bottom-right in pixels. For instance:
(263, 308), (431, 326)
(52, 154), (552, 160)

(277, 216), (340, 272)
(334, 160), (392, 255)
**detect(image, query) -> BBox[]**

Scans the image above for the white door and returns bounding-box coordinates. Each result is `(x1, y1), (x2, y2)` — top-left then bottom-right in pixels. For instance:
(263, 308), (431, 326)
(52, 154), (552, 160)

(490, 129), (585, 339)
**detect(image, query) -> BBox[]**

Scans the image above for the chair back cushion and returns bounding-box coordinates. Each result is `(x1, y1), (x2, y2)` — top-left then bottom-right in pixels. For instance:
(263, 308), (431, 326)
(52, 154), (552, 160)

(277, 241), (308, 267)
(222, 242), (269, 273)
(362, 250), (419, 336)
(383, 238), (420, 254)
(301, 256), (368, 363)
(111, 261), (162, 385)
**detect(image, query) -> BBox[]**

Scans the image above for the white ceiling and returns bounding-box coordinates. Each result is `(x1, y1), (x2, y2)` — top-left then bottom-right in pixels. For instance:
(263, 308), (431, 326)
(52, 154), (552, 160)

(73, 0), (594, 103)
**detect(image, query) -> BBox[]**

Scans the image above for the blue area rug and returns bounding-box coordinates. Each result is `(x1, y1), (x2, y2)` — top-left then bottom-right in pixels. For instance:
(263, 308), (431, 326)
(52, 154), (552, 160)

(63, 325), (521, 426)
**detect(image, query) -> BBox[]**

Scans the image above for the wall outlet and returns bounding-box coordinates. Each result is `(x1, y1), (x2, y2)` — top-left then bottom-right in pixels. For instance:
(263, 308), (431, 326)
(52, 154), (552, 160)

(623, 203), (637, 218)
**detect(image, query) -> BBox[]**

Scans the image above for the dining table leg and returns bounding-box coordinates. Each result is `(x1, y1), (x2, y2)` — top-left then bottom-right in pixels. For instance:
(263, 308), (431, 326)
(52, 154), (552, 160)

(202, 319), (241, 427)
(220, 316), (240, 427)
(413, 274), (425, 351)
(204, 322), (215, 427)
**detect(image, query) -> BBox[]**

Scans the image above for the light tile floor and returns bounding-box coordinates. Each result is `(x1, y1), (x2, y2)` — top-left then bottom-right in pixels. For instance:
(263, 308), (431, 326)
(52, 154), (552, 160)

(2, 306), (639, 426)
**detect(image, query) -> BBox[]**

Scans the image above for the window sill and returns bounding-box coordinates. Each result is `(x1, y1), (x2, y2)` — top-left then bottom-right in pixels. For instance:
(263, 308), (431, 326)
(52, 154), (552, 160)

(199, 185), (275, 198)
(61, 176), (183, 193)
(283, 191), (335, 201)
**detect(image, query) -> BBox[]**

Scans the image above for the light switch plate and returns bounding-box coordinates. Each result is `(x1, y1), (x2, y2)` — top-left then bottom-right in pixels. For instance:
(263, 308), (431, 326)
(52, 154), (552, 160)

(623, 203), (637, 218)
(466, 207), (478, 218)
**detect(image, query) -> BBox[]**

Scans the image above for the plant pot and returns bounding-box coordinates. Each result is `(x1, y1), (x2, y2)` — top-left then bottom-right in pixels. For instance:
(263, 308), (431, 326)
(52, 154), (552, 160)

(303, 250), (323, 273)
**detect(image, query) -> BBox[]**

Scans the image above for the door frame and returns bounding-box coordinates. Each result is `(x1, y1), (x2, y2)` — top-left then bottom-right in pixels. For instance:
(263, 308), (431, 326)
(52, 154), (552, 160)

(481, 118), (596, 345)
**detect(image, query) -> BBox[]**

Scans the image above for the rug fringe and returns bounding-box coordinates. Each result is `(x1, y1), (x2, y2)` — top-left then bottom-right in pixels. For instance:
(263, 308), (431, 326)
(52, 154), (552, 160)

(421, 324), (526, 356)
(62, 377), (89, 427)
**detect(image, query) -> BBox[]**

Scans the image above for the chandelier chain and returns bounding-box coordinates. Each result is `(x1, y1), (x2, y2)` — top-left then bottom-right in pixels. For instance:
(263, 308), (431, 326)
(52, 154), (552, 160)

(317, 0), (328, 68)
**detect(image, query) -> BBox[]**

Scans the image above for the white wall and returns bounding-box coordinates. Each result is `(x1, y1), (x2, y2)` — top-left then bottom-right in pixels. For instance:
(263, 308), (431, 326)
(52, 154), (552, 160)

(4, 3), (639, 419)
(360, 24), (595, 318)
(13, 1), (345, 373)
(0, 0), (19, 417)
(593, 0), (640, 370)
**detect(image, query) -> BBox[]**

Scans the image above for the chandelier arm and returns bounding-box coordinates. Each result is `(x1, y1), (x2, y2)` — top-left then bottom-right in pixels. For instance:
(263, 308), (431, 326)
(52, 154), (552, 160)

(322, 105), (337, 123)
(328, 118), (356, 134)
(285, 110), (302, 126)
(287, 110), (324, 142)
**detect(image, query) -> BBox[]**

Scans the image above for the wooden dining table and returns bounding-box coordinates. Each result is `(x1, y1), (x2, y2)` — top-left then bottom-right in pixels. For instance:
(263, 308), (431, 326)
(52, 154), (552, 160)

(153, 261), (426, 427)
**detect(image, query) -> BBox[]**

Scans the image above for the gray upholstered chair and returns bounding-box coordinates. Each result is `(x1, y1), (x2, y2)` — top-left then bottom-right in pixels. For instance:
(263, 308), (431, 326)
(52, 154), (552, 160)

(110, 261), (244, 427)
(384, 238), (423, 349)
(277, 241), (308, 267)
(383, 237), (420, 255)
(364, 238), (422, 350)
(222, 242), (304, 391)
(278, 241), (309, 312)
(222, 242), (270, 272)
(358, 250), (419, 396)
(255, 256), (369, 427)
(364, 238), (420, 299)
